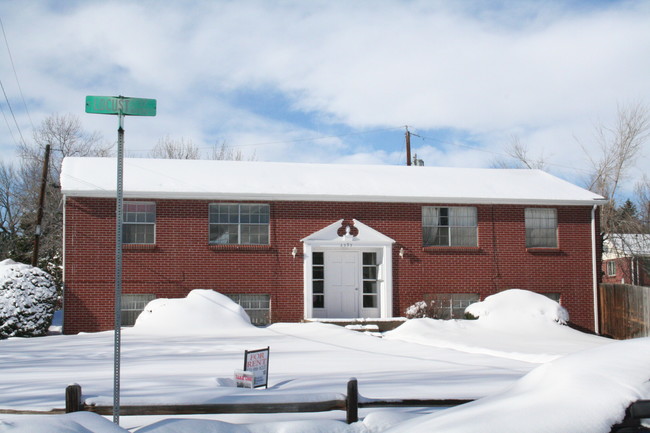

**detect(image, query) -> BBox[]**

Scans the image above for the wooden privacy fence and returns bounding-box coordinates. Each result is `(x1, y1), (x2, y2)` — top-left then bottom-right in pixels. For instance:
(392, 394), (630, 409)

(65, 379), (473, 424)
(599, 283), (650, 339)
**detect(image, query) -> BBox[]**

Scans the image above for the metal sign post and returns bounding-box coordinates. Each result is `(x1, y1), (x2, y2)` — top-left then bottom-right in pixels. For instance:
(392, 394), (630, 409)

(85, 95), (156, 424)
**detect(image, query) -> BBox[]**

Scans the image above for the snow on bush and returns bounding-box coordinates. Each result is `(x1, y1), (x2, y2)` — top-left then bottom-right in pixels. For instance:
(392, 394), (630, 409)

(465, 288), (569, 326)
(0, 259), (58, 339)
(405, 300), (429, 319)
(132, 289), (254, 335)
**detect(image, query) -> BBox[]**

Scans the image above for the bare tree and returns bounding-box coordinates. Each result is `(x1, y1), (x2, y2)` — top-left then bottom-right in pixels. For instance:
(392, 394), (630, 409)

(149, 136), (200, 159)
(492, 135), (547, 169)
(208, 141), (256, 161)
(635, 175), (650, 227)
(23, 113), (111, 182)
(0, 161), (25, 258)
(584, 103), (650, 234)
(149, 137), (256, 161)
(3, 113), (111, 284)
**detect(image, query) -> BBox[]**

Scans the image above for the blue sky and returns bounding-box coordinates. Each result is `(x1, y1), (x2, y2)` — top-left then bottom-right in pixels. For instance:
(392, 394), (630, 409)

(1, 0), (649, 199)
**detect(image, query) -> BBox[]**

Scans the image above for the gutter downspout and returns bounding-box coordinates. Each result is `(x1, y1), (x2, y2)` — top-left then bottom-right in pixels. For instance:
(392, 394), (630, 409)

(61, 195), (66, 335)
(591, 204), (599, 334)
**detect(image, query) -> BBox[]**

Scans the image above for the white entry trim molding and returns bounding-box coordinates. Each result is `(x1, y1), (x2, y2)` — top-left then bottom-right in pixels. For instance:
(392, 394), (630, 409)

(301, 219), (396, 319)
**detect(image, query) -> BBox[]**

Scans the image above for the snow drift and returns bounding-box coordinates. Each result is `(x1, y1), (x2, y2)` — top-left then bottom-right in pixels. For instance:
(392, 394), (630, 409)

(132, 289), (254, 334)
(385, 337), (650, 433)
(385, 289), (606, 362)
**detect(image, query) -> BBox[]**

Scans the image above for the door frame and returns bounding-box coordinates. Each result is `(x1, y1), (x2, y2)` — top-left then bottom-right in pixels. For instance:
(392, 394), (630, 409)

(301, 219), (395, 319)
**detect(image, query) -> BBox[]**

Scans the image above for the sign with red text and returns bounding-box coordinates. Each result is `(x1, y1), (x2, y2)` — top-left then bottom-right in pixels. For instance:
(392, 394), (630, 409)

(234, 369), (254, 389)
(243, 347), (270, 388)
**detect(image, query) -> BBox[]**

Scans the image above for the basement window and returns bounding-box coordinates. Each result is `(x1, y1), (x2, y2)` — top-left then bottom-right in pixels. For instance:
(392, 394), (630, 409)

(424, 293), (480, 319)
(121, 294), (156, 326)
(226, 294), (271, 326)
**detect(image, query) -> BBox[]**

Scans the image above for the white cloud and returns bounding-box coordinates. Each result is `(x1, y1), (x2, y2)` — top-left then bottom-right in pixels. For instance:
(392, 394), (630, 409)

(0, 0), (648, 198)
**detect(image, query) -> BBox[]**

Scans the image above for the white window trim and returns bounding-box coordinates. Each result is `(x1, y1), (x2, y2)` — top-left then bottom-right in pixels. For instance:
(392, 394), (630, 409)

(606, 260), (617, 277)
(208, 203), (270, 245)
(422, 206), (478, 247)
(525, 207), (558, 248)
(123, 201), (156, 244)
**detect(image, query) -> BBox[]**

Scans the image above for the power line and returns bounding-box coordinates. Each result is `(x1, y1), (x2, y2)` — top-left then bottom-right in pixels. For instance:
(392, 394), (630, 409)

(413, 131), (594, 175)
(0, 77), (27, 147)
(0, 16), (33, 130)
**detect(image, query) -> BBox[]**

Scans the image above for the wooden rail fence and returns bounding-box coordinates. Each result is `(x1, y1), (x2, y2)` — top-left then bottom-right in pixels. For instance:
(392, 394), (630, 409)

(64, 379), (473, 423)
(1, 379), (647, 430)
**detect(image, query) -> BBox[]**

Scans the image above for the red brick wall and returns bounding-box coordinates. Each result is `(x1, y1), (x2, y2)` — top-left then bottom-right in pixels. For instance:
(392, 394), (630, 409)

(63, 198), (600, 333)
(603, 257), (650, 286)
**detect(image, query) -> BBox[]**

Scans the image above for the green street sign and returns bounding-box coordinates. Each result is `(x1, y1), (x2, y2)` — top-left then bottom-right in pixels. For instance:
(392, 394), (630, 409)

(85, 95), (156, 116)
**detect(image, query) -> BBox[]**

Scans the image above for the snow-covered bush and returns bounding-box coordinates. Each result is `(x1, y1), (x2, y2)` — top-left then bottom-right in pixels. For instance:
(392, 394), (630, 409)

(0, 259), (58, 339)
(405, 300), (432, 319)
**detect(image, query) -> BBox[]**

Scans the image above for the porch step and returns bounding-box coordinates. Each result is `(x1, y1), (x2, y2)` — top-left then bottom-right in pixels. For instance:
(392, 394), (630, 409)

(303, 318), (407, 332)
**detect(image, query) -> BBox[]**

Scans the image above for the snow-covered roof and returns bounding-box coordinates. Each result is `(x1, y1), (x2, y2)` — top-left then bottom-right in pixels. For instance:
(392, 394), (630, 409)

(603, 233), (650, 258)
(60, 157), (606, 205)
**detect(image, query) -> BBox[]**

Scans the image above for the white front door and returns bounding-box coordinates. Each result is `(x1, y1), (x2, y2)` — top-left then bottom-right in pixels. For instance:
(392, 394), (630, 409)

(325, 251), (359, 318)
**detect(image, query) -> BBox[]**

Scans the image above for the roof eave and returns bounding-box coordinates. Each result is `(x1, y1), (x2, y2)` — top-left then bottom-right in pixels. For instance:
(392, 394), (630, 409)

(62, 190), (607, 206)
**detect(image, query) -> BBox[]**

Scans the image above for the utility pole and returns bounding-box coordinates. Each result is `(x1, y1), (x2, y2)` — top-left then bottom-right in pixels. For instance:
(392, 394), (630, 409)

(32, 144), (51, 267)
(405, 126), (411, 166)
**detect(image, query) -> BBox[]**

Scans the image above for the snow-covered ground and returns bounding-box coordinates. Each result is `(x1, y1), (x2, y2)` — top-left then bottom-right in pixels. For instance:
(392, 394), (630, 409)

(1, 289), (649, 433)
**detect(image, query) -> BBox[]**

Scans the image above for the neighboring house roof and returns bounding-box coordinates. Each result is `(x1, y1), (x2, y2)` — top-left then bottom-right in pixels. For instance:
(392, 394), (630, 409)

(60, 157), (606, 205)
(603, 234), (650, 259)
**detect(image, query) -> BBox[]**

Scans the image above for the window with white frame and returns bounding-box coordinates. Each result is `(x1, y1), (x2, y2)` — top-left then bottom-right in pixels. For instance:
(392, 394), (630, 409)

(422, 207), (477, 247)
(123, 202), (155, 244)
(312, 252), (325, 309)
(121, 294), (156, 326)
(362, 252), (379, 308)
(525, 208), (557, 248)
(606, 260), (617, 277)
(209, 204), (270, 245)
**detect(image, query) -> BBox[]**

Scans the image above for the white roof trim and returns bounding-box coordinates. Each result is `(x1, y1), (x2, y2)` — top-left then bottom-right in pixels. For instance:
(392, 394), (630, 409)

(301, 219), (396, 245)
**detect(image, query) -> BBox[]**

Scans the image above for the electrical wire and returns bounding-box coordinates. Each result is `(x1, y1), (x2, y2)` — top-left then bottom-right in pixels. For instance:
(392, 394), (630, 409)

(0, 77), (27, 147)
(0, 16), (33, 130)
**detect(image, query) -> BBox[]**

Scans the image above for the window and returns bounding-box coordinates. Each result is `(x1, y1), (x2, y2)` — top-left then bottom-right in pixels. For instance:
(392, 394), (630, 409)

(312, 252), (325, 309)
(121, 294), (156, 326)
(541, 293), (561, 303)
(606, 261), (617, 277)
(425, 293), (480, 319)
(209, 204), (270, 245)
(423, 207), (477, 247)
(362, 252), (379, 308)
(525, 208), (557, 248)
(226, 294), (271, 325)
(123, 202), (155, 244)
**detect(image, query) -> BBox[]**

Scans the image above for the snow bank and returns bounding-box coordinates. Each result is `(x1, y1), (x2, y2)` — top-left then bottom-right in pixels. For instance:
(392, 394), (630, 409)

(0, 411), (127, 433)
(465, 289), (569, 326)
(0, 259), (58, 339)
(385, 337), (650, 433)
(132, 289), (254, 335)
(385, 289), (606, 362)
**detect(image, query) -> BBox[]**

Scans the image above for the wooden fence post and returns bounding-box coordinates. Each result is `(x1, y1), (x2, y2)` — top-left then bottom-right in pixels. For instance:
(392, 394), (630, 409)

(65, 384), (82, 413)
(346, 378), (358, 424)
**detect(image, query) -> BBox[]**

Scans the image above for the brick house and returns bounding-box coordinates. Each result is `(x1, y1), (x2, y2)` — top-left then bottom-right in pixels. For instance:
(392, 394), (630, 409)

(602, 234), (650, 286)
(60, 157), (606, 334)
